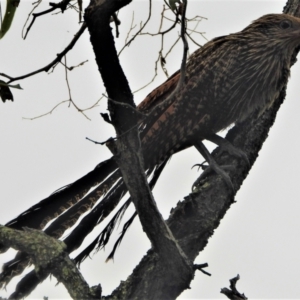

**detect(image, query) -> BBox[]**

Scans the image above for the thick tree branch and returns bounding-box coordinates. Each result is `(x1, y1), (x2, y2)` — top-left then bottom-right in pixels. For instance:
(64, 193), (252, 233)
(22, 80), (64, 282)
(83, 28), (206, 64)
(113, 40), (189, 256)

(0, 226), (98, 299)
(84, 0), (194, 298)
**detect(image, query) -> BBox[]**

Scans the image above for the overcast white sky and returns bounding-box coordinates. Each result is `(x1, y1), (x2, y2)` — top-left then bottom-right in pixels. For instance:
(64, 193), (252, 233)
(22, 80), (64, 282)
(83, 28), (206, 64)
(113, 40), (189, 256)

(1, 0), (300, 299)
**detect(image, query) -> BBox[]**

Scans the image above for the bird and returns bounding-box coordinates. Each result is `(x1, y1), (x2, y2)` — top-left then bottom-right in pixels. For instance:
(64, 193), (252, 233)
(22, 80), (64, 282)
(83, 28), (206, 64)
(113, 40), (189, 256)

(1, 13), (300, 298)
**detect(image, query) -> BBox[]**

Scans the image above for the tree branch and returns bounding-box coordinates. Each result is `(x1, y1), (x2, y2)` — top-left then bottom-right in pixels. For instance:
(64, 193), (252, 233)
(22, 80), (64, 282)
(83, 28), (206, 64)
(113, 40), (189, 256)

(85, 0), (194, 298)
(221, 275), (247, 300)
(23, 0), (73, 39)
(0, 226), (99, 299)
(0, 23), (87, 84)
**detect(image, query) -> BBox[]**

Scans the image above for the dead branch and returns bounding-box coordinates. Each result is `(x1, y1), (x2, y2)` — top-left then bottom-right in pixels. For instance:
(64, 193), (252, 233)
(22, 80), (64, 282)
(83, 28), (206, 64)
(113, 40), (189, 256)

(221, 275), (248, 300)
(0, 22), (87, 84)
(23, 0), (73, 39)
(118, 0), (152, 56)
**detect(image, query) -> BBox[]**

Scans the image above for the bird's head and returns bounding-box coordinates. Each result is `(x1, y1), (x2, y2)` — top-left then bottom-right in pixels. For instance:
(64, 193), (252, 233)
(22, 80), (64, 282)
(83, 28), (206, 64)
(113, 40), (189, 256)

(242, 14), (300, 50)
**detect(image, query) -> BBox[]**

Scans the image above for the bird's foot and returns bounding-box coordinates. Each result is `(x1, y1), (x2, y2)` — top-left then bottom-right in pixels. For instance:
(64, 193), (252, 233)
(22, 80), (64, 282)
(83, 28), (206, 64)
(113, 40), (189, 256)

(192, 161), (235, 192)
(193, 140), (235, 193)
(219, 142), (249, 167)
(205, 133), (249, 167)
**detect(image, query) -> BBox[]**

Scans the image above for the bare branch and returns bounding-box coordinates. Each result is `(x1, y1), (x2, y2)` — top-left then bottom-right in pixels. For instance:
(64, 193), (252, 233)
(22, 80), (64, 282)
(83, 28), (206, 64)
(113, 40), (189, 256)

(118, 0), (152, 56)
(22, 56), (97, 120)
(23, 0), (73, 39)
(22, 100), (70, 120)
(59, 59), (89, 71)
(221, 275), (248, 300)
(7, 22), (87, 84)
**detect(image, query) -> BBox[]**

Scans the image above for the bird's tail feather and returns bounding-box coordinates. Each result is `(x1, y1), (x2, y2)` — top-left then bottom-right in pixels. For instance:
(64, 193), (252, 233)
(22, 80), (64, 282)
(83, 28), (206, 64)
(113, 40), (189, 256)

(0, 173), (124, 290)
(0, 158), (120, 288)
(1, 155), (168, 298)
(74, 157), (168, 265)
(2, 158), (118, 234)
(74, 199), (132, 265)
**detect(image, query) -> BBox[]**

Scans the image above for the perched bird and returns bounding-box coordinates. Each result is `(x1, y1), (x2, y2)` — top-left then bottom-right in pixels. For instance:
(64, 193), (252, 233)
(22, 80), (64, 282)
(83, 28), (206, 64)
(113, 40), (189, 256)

(2, 13), (300, 297)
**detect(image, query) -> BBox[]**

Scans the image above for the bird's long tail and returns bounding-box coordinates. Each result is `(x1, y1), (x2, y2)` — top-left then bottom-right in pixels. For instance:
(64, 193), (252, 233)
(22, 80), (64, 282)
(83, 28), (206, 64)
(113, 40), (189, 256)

(0, 157), (120, 288)
(0, 156), (168, 298)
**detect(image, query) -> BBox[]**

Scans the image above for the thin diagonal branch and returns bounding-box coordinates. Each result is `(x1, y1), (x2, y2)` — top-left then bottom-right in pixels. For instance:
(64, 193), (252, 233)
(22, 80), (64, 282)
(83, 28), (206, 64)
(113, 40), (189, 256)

(3, 23), (87, 84)
(23, 0), (72, 39)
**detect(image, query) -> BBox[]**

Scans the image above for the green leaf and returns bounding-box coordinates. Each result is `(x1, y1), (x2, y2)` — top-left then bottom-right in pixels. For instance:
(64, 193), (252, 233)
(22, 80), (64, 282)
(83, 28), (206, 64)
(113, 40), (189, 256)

(0, 0), (20, 39)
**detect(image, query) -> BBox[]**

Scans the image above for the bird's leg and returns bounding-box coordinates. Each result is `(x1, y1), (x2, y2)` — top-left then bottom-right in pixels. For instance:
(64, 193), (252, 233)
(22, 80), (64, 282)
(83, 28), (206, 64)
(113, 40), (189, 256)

(193, 140), (234, 192)
(205, 133), (249, 166)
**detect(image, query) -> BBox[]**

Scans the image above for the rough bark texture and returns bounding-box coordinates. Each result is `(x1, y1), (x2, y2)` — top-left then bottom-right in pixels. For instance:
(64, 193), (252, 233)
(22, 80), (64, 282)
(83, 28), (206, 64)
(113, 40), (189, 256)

(85, 0), (194, 298)
(0, 226), (98, 299)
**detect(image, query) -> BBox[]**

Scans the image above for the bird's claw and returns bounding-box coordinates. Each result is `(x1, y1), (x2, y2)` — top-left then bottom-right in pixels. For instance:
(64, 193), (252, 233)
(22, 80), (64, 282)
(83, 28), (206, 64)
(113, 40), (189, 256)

(192, 163), (235, 192)
(205, 133), (250, 167)
(223, 145), (250, 167)
(192, 161), (208, 171)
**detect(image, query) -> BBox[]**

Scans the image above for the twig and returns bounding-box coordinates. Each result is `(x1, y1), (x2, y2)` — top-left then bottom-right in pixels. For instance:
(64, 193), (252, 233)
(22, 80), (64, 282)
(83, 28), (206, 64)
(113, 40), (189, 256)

(220, 275), (248, 300)
(86, 137), (107, 145)
(59, 59), (89, 71)
(145, 0), (188, 114)
(118, 0), (152, 56)
(7, 23), (87, 84)
(112, 12), (121, 37)
(123, 11), (136, 45)
(23, 0), (72, 39)
(22, 100), (70, 120)
(178, 0), (188, 87)
(186, 32), (203, 48)
(193, 263), (211, 276)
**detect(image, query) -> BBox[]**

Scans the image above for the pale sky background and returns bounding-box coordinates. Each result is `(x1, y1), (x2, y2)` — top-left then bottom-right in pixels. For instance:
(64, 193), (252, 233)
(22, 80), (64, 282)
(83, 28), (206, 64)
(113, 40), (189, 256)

(1, 0), (300, 299)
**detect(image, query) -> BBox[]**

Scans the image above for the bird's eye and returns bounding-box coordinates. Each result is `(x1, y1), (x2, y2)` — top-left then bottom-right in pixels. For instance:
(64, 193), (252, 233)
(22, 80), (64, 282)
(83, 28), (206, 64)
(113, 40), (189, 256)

(279, 19), (292, 29)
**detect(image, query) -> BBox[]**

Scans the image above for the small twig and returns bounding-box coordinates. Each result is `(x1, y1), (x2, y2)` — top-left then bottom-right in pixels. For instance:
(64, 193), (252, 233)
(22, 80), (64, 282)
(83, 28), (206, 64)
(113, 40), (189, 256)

(118, 0), (152, 56)
(186, 32), (203, 48)
(193, 263), (211, 276)
(8, 23), (87, 83)
(22, 0), (42, 38)
(61, 55), (90, 119)
(22, 100), (70, 120)
(123, 12), (136, 45)
(23, 0), (72, 39)
(64, 56), (72, 105)
(112, 12), (121, 37)
(164, 35), (181, 59)
(221, 275), (248, 300)
(132, 60), (159, 93)
(86, 137), (107, 145)
(144, 0), (188, 114)
(0, 73), (13, 80)
(140, 17), (179, 37)
(59, 59), (88, 71)
(178, 0), (188, 87)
